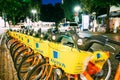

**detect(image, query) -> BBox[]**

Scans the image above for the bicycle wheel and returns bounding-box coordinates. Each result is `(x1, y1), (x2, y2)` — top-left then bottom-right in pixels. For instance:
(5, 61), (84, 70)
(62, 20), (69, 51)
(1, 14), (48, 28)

(5, 37), (13, 49)
(11, 43), (24, 57)
(17, 54), (44, 80)
(86, 59), (111, 80)
(25, 61), (50, 80)
(10, 41), (20, 54)
(6, 39), (17, 49)
(13, 46), (27, 61)
(25, 61), (63, 80)
(14, 48), (28, 70)
(14, 48), (33, 70)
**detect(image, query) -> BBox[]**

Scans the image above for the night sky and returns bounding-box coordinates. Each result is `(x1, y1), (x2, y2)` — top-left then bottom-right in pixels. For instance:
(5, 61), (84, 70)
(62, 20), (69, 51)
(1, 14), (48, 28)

(42, 0), (62, 5)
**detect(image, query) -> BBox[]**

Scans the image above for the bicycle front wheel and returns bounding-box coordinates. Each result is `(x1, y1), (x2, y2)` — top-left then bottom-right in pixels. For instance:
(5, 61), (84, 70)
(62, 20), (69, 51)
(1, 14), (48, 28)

(86, 59), (111, 80)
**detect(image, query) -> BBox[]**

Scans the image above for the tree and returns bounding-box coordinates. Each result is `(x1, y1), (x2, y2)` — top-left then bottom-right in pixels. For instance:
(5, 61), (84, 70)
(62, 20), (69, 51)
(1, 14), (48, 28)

(80, 0), (120, 33)
(30, 0), (41, 21)
(18, 0), (41, 22)
(0, 0), (22, 25)
(0, 0), (41, 25)
(62, 0), (81, 21)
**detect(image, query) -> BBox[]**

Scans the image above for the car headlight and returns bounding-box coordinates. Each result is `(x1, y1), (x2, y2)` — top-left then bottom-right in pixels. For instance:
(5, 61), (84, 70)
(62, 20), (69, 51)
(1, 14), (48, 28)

(77, 39), (83, 45)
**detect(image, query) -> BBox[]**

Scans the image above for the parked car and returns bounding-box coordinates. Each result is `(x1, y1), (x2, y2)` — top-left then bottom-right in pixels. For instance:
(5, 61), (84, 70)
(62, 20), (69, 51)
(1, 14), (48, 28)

(59, 22), (79, 32)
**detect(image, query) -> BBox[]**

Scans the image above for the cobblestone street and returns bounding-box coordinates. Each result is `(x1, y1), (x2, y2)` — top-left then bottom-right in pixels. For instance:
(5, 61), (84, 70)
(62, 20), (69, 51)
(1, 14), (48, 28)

(0, 44), (18, 80)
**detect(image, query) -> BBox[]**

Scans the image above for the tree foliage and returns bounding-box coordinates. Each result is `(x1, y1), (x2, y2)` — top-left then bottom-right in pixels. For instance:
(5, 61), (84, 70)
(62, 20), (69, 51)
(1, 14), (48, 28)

(0, 0), (41, 25)
(62, 0), (81, 21)
(81, 0), (120, 14)
(0, 0), (21, 24)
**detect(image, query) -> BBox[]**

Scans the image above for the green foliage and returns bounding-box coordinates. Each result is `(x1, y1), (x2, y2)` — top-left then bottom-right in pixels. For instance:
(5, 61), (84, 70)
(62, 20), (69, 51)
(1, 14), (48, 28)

(0, 0), (41, 24)
(81, 0), (120, 14)
(22, 0), (31, 2)
(62, 0), (81, 21)
(80, 0), (94, 13)
(0, 0), (22, 24)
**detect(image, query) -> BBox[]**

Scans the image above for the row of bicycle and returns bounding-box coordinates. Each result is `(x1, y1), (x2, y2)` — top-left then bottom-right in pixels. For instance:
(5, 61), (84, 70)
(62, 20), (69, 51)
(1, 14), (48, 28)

(7, 30), (96, 80)
(6, 36), (44, 80)
(6, 29), (120, 80)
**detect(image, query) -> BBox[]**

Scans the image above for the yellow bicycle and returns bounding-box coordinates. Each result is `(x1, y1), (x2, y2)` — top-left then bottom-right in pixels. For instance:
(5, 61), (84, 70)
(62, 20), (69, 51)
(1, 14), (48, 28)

(7, 29), (120, 80)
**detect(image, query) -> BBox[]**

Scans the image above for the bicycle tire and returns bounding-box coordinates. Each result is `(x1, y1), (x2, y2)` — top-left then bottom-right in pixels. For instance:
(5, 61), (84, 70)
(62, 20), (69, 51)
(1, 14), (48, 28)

(15, 49), (33, 67)
(9, 41), (19, 57)
(10, 41), (20, 54)
(17, 53), (34, 80)
(12, 44), (24, 59)
(25, 61), (47, 80)
(17, 54), (44, 80)
(6, 39), (16, 49)
(14, 47), (33, 65)
(14, 47), (32, 65)
(5, 37), (13, 49)
(13, 46), (27, 61)
(86, 59), (111, 80)
(103, 59), (111, 80)
(14, 48), (28, 70)
(14, 48), (34, 65)
(20, 54), (44, 73)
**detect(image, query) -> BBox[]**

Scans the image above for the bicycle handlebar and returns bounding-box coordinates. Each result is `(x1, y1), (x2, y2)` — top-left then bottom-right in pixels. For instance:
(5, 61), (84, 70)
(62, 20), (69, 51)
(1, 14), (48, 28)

(83, 35), (120, 51)
(68, 30), (110, 51)
(83, 35), (107, 50)
(108, 39), (120, 45)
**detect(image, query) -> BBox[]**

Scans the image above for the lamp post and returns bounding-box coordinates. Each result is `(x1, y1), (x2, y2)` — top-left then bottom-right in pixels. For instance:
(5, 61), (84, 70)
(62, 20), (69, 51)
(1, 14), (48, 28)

(92, 12), (97, 32)
(74, 6), (81, 23)
(31, 9), (37, 22)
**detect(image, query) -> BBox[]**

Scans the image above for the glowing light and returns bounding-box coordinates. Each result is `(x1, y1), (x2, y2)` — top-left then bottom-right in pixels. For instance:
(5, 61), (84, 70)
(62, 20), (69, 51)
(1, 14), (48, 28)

(74, 6), (81, 12)
(31, 9), (37, 14)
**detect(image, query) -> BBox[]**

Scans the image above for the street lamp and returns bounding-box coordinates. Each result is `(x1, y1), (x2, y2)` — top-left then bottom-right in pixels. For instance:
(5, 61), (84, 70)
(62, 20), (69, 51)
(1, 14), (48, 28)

(92, 12), (97, 32)
(74, 6), (81, 23)
(31, 9), (37, 22)
(31, 9), (37, 14)
(74, 6), (81, 12)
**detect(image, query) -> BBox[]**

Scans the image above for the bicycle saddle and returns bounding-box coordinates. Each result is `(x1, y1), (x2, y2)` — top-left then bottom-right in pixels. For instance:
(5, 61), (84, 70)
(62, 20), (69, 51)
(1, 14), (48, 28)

(115, 52), (120, 61)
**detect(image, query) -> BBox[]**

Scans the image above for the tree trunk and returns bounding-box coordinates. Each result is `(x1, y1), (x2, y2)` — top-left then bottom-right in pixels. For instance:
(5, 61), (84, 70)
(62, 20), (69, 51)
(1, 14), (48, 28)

(12, 16), (15, 26)
(106, 5), (110, 33)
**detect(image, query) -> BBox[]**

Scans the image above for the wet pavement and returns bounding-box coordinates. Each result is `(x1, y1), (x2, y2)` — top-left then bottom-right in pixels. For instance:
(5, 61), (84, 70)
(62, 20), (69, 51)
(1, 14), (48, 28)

(0, 44), (18, 80)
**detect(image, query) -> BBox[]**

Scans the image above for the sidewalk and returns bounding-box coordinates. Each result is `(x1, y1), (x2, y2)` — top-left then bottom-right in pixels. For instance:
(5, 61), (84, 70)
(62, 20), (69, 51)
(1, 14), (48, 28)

(0, 44), (18, 80)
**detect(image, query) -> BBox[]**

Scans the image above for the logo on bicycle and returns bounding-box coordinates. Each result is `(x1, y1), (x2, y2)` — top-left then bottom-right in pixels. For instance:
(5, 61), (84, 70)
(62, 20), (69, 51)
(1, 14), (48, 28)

(53, 51), (59, 59)
(50, 51), (66, 68)
(95, 53), (105, 63)
(36, 42), (39, 48)
(96, 53), (101, 59)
